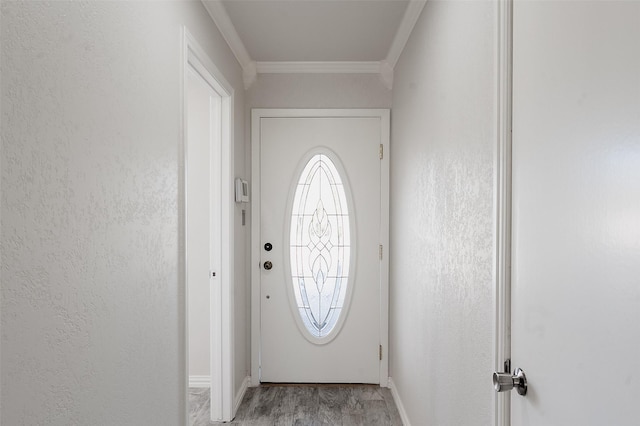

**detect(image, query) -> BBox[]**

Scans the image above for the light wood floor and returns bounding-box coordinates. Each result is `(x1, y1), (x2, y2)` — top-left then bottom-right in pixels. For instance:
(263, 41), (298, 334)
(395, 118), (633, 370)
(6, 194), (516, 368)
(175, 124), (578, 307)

(189, 384), (403, 425)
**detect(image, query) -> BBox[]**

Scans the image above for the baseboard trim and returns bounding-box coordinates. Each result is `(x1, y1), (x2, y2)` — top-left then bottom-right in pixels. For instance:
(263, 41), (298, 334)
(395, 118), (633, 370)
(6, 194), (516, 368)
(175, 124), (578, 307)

(388, 377), (411, 426)
(189, 375), (210, 388)
(234, 376), (251, 415)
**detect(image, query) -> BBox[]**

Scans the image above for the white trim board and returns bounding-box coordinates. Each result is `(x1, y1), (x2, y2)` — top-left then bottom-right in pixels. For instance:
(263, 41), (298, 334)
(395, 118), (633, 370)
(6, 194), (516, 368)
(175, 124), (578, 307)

(234, 376), (251, 415)
(388, 377), (411, 426)
(493, 0), (513, 425)
(255, 61), (381, 74)
(189, 375), (211, 388)
(189, 375), (250, 416)
(385, 1), (427, 68)
(201, 0), (256, 89)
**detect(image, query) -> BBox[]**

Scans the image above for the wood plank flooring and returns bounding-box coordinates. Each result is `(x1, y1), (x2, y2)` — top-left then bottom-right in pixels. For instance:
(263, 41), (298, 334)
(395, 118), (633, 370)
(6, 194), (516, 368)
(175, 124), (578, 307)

(189, 384), (403, 425)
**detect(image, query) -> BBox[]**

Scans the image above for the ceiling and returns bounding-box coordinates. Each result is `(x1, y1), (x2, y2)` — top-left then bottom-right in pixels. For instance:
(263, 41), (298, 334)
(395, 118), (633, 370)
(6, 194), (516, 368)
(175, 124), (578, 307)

(202, 0), (426, 88)
(221, 0), (409, 62)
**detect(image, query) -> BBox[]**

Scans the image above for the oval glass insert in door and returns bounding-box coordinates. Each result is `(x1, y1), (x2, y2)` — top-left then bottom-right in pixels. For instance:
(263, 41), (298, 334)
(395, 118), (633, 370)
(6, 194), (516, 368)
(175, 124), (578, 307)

(287, 150), (355, 343)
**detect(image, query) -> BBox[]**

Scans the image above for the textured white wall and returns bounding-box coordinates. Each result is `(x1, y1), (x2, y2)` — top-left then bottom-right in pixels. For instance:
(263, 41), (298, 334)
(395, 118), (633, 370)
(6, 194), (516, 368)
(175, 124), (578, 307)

(389, 1), (496, 425)
(246, 73), (392, 109)
(0, 1), (247, 424)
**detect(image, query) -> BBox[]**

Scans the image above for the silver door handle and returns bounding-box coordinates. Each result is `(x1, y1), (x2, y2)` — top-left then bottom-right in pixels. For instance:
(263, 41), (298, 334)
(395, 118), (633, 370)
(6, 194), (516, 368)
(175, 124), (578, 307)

(493, 368), (527, 396)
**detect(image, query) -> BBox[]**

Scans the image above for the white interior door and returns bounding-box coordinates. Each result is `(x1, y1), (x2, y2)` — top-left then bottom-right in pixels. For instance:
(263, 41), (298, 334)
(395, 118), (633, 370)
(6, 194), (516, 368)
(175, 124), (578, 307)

(253, 110), (389, 384)
(510, 1), (640, 424)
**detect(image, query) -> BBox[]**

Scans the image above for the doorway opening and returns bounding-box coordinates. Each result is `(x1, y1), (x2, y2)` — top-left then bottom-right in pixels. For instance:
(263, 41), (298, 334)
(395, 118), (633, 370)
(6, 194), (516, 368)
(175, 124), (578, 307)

(182, 28), (235, 423)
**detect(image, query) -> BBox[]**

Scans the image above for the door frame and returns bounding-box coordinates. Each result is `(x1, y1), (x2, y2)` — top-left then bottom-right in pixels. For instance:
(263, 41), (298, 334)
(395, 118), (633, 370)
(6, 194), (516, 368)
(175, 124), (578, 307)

(250, 109), (390, 386)
(494, 1), (513, 425)
(181, 28), (235, 422)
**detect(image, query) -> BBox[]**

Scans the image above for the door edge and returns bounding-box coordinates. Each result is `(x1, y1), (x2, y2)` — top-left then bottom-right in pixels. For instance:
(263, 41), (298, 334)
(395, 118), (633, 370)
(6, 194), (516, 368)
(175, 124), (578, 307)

(493, 1), (513, 425)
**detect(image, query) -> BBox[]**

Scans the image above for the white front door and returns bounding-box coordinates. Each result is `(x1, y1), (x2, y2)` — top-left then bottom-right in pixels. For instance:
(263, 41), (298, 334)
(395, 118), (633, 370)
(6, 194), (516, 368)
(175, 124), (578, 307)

(252, 109), (389, 384)
(510, 1), (640, 424)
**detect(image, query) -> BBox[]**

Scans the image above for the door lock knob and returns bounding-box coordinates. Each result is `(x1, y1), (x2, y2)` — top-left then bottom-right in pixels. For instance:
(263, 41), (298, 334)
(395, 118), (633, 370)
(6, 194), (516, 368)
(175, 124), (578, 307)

(263, 261), (273, 270)
(493, 368), (527, 396)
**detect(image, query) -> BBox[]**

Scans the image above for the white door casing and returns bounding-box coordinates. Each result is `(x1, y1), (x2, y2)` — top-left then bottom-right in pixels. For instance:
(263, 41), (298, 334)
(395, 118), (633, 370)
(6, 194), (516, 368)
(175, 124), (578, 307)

(251, 109), (390, 385)
(509, 2), (640, 425)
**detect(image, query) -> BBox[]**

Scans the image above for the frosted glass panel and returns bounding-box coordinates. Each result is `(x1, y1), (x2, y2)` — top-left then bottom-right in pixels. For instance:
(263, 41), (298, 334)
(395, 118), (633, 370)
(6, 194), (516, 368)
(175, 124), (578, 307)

(290, 154), (351, 339)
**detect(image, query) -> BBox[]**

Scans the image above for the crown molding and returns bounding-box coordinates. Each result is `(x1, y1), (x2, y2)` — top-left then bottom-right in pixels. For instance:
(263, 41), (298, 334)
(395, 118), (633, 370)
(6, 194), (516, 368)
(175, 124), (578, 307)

(201, 1), (257, 88)
(202, 0), (425, 89)
(386, 0), (427, 68)
(255, 61), (382, 74)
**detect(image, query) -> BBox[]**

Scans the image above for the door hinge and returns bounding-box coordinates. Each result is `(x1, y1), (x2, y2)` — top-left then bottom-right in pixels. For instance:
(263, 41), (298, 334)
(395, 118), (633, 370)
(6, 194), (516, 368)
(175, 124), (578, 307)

(379, 144), (383, 159)
(379, 244), (383, 260)
(379, 345), (383, 360)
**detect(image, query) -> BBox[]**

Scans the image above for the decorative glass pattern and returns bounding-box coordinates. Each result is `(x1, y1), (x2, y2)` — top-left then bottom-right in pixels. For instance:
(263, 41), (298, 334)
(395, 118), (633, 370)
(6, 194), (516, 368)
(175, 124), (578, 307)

(290, 153), (351, 339)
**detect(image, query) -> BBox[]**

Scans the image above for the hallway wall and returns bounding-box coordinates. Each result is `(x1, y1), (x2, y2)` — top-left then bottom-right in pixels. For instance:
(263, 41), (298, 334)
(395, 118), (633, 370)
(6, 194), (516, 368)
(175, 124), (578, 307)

(389, 1), (497, 424)
(246, 73), (392, 109)
(1, 1), (247, 424)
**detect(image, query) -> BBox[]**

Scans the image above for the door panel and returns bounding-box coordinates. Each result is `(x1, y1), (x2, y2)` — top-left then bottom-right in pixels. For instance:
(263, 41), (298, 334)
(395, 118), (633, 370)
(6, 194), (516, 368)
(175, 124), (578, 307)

(512, 1), (640, 424)
(258, 113), (388, 383)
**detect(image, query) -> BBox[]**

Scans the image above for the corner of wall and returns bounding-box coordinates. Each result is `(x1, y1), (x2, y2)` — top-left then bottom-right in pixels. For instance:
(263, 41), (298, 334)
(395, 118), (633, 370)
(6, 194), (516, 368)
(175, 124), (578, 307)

(388, 377), (412, 426)
(234, 376), (251, 415)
